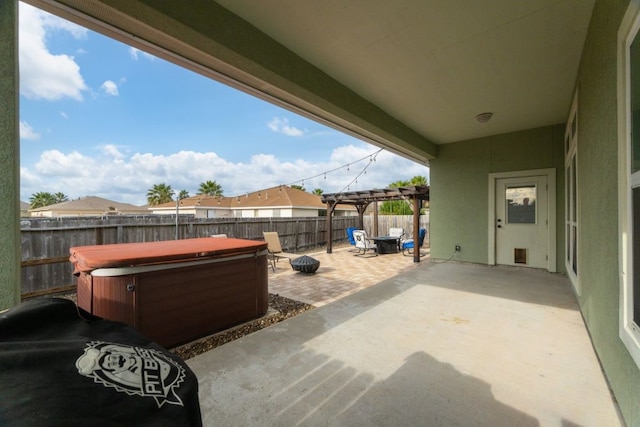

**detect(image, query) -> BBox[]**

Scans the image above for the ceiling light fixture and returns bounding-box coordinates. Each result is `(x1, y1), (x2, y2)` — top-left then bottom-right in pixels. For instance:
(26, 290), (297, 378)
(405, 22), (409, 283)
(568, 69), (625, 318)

(475, 112), (493, 123)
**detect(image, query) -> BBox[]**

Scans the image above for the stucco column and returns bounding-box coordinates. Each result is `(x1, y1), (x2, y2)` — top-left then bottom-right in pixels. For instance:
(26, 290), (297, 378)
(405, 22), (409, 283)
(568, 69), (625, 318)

(0, 0), (21, 310)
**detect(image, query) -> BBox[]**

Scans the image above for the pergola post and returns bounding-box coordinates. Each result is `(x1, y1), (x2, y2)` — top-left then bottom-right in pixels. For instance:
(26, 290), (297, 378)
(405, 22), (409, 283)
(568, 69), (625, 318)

(325, 201), (337, 253)
(413, 196), (421, 263)
(373, 201), (379, 236)
(356, 204), (368, 229)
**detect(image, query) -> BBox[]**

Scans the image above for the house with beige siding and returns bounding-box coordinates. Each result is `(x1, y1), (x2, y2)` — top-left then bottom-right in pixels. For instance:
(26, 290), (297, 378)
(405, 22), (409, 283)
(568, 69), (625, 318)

(149, 185), (356, 218)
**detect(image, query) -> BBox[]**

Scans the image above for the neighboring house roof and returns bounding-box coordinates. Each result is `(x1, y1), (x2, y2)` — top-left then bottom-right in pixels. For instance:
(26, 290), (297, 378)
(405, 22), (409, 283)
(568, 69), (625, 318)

(151, 186), (355, 212)
(153, 194), (233, 210)
(230, 186), (325, 209)
(28, 196), (147, 215)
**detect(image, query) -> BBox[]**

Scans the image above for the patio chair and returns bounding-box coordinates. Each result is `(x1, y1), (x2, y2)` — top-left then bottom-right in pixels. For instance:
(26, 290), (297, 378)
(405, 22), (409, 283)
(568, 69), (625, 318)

(346, 227), (358, 252)
(262, 231), (297, 271)
(353, 230), (377, 257)
(401, 228), (426, 256)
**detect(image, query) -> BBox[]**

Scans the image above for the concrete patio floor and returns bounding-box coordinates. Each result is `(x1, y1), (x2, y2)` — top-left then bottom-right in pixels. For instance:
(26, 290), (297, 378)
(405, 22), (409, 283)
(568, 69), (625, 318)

(187, 247), (623, 426)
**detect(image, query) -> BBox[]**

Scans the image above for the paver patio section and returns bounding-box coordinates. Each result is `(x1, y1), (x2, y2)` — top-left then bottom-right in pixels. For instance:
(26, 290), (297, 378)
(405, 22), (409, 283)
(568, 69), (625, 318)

(187, 257), (623, 426)
(267, 245), (429, 307)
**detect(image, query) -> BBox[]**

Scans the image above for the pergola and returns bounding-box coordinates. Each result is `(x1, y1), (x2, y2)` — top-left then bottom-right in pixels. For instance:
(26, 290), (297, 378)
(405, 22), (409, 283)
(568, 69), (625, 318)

(321, 185), (430, 263)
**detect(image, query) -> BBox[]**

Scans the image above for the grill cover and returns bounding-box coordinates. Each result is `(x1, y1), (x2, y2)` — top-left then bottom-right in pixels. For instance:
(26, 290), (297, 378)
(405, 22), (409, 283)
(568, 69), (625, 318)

(0, 298), (202, 426)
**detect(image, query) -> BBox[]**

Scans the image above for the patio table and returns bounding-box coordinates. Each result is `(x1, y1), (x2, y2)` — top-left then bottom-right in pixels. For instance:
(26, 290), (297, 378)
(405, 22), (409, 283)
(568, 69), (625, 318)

(371, 236), (400, 254)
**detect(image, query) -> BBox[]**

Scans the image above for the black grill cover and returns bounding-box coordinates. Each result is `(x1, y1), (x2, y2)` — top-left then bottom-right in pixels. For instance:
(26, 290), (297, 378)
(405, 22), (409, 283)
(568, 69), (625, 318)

(0, 298), (202, 426)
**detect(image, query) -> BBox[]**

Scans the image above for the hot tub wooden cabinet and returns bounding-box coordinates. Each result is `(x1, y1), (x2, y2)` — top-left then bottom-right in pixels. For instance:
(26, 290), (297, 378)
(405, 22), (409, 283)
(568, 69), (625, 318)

(70, 238), (268, 348)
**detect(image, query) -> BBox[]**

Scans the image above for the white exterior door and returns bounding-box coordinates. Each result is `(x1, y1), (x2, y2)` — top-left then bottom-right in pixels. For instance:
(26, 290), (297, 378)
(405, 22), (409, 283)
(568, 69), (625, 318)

(495, 176), (548, 268)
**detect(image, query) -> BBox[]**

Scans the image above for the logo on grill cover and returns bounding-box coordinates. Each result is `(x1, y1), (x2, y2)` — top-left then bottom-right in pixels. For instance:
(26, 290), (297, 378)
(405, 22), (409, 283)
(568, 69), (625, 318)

(76, 341), (186, 407)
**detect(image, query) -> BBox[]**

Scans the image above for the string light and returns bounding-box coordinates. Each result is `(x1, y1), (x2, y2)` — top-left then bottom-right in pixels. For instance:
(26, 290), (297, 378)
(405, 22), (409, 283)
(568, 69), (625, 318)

(234, 148), (384, 194)
(336, 148), (382, 193)
(281, 148), (383, 189)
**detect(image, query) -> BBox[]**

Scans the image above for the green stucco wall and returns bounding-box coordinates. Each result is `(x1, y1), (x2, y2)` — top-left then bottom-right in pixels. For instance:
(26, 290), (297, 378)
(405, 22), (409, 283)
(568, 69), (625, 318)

(0, 0), (20, 310)
(430, 125), (565, 269)
(576, 0), (640, 424)
(431, 1), (640, 423)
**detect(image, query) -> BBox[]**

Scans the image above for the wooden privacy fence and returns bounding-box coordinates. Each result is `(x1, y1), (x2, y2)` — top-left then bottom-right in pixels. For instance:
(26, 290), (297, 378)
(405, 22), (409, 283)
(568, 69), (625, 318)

(363, 213), (430, 240)
(20, 214), (429, 297)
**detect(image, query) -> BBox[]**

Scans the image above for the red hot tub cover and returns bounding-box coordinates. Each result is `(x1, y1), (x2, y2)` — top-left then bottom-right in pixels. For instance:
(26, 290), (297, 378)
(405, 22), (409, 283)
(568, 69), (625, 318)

(70, 237), (267, 275)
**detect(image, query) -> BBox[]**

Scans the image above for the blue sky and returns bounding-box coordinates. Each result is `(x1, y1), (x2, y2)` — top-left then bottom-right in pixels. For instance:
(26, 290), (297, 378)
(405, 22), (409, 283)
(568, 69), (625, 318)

(18, 3), (429, 206)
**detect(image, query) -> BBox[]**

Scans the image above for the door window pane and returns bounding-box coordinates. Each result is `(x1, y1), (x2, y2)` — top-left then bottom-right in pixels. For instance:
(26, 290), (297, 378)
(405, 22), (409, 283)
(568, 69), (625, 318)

(506, 185), (536, 224)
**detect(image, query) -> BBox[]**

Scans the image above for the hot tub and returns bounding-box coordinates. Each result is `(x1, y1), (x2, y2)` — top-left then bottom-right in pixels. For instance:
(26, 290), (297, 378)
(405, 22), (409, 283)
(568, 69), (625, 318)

(70, 237), (268, 348)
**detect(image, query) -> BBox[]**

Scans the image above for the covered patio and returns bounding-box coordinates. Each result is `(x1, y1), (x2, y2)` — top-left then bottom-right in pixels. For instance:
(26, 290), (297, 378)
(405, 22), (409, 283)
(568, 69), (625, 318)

(2, 1), (639, 424)
(187, 252), (622, 425)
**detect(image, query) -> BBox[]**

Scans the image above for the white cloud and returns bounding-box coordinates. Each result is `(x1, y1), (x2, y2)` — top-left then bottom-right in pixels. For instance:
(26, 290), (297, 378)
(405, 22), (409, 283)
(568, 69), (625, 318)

(20, 121), (40, 140)
(19, 3), (88, 101)
(20, 145), (429, 205)
(267, 117), (305, 136)
(60, 111), (69, 119)
(129, 47), (156, 61)
(100, 80), (119, 96)
(34, 149), (94, 177)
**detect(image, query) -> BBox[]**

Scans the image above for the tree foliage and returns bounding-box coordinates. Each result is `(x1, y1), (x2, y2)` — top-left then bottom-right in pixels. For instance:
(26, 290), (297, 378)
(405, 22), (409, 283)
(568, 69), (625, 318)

(177, 189), (190, 200)
(29, 192), (69, 209)
(197, 180), (223, 197)
(146, 183), (175, 206)
(312, 188), (323, 195)
(290, 184), (305, 191)
(53, 192), (69, 204)
(409, 175), (428, 186)
(379, 176), (428, 215)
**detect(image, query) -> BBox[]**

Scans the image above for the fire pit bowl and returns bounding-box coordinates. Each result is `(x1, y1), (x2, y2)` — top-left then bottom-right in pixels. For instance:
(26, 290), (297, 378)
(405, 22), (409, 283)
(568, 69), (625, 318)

(291, 255), (320, 274)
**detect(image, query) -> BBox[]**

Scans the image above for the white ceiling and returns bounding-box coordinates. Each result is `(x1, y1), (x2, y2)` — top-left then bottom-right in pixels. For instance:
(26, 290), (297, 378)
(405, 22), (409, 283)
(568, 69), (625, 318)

(215, 0), (595, 144)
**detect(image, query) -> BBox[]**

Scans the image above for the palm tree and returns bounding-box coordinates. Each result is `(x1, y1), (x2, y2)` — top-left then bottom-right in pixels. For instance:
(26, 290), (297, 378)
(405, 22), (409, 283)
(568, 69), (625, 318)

(380, 179), (412, 215)
(197, 180), (223, 196)
(29, 192), (56, 209)
(409, 175), (428, 186)
(291, 184), (305, 191)
(177, 189), (190, 200)
(312, 188), (323, 195)
(53, 192), (69, 204)
(146, 183), (175, 206)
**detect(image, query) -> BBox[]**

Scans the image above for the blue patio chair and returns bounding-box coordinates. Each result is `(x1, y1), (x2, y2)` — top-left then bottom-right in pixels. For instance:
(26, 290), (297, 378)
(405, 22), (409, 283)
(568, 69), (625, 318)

(401, 228), (426, 256)
(346, 227), (358, 251)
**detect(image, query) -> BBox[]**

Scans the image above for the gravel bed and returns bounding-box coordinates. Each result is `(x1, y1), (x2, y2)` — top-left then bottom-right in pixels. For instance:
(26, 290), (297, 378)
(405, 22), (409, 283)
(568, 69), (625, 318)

(38, 292), (315, 361)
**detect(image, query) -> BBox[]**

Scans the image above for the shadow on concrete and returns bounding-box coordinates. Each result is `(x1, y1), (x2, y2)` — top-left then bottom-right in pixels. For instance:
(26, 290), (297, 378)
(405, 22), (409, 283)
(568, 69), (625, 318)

(196, 347), (540, 426)
(337, 351), (539, 426)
